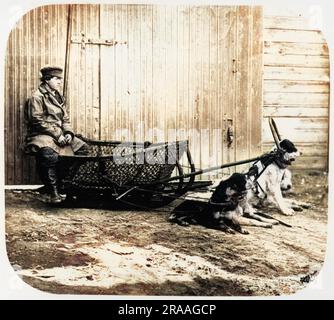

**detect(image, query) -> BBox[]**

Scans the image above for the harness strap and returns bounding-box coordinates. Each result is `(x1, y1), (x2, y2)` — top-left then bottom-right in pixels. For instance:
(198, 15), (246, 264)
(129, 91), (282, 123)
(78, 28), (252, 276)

(208, 199), (236, 208)
(255, 180), (267, 200)
(274, 158), (289, 169)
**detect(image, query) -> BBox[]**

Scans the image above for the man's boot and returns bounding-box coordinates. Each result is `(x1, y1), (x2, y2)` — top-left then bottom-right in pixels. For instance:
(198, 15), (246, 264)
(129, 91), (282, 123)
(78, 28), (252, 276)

(47, 167), (63, 204)
(37, 167), (63, 203)
(36, 147), (65, 204)
(49, 185), (63, 204)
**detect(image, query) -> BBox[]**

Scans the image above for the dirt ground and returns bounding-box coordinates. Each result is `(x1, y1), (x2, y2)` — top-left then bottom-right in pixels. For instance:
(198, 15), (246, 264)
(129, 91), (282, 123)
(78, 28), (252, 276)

(5, 171), (328, 296)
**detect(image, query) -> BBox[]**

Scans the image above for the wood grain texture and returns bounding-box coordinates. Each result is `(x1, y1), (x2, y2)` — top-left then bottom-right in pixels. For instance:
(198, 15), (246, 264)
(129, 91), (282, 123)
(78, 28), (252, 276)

(6, 4), (263, 184)
(264, 16), (317, 30)
(263, 106), (328, 118)
(250, 7), (263, 157)
(5, 5), (68, 184)
(265, 80), (329, 93)
(264, 41), (329, 56)
(263, 8), (329, 170)
(264, 53), (329, 68)
(262, 118), (328, 143)
(264, 28), (325, 43)
(264, 66), (329, 81)
(264, 92), (329, 106)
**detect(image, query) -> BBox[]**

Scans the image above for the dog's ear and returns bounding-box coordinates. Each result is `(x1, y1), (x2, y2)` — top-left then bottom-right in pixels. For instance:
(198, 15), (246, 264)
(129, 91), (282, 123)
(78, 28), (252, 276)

(279, 139), (297, 153)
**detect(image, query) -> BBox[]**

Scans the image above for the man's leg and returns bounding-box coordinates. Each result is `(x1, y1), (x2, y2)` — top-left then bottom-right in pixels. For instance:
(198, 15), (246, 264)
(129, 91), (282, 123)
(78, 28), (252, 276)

(35, 147), (62, 203)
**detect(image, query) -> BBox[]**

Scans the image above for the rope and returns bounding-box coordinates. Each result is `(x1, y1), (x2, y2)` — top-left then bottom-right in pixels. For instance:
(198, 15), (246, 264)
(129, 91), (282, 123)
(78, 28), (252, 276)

(117, 198), (174, 213)
(133, 187), (211, 203)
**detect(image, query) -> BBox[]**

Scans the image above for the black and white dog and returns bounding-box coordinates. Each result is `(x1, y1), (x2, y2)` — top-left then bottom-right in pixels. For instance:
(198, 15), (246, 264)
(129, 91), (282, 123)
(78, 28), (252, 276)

(208, 172), (280, 233)
(251, 139), (305, 215)
(169, 139), (308, 232)
(170, 172), (275, 234)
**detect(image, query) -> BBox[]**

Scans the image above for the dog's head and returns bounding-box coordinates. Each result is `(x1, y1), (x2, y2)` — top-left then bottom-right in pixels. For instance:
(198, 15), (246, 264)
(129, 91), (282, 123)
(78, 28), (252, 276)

(229, 173), (253, 194)
(279, 139), (300, 164)
(211, 173), (253, 205)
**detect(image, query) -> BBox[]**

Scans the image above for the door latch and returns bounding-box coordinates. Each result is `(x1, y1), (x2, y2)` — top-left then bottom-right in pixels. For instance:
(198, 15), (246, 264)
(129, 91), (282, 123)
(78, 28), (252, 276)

(226, 118), (234, 148)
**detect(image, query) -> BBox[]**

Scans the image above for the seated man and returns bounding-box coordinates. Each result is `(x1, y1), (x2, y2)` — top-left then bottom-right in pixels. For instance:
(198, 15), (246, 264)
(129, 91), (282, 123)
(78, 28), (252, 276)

(24, 66), (88, 204)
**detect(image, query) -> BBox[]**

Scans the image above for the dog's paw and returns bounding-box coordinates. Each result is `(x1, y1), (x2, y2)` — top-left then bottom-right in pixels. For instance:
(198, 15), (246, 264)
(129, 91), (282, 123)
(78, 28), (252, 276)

(216, 223), (235, 234)
(282, 209), (295, 216)
(169, 215), (191, 226)
(168, 214), (177, 221)
(178, 220), (190, 227)
(225, 228), (236, 235)
(232, 224), (247, 234)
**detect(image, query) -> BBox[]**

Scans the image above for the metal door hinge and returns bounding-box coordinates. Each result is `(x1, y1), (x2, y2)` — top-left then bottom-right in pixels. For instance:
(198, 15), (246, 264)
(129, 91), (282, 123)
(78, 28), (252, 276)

(71, 33), (127, 49)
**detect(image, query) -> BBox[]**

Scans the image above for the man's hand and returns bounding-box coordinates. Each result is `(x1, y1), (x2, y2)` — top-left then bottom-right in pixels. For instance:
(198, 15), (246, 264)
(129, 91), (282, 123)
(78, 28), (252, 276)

(64, 133), (73, 144)
(57, 135), (67, 146)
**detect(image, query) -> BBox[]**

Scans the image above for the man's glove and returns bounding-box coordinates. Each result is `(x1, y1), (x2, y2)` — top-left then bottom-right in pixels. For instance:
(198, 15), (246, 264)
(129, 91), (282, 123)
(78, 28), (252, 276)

(57, 135), (67, 146)
(64, 133), (73, 145)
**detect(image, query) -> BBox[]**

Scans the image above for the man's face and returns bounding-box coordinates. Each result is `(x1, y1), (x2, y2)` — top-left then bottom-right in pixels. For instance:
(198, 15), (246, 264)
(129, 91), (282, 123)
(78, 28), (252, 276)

(46, 76), (63, 91)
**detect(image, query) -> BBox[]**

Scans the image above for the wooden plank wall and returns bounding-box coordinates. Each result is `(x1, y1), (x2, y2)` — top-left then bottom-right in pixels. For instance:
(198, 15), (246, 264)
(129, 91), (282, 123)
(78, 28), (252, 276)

(66, 5), (263, 180)
(263, 7), (330, 170)
(5, 5), (69, 184)
(66, 4), (101, 140)
(5, 5), (263, 185)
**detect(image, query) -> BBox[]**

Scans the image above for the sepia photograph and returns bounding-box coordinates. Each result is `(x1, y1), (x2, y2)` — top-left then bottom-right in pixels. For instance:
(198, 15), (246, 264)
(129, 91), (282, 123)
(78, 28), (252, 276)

(3, 3), (329, 296)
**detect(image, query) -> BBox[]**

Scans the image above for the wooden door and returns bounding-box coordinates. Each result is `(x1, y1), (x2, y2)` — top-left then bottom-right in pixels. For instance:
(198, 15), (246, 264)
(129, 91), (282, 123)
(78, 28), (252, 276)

(66, 4), (101, 140)
(65, 4), (263, 179)
(5, 4), (263, 184)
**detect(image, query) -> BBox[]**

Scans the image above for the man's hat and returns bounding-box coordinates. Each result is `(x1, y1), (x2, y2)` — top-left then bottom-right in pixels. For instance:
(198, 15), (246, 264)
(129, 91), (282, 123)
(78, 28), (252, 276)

(40, 66), (63, 78)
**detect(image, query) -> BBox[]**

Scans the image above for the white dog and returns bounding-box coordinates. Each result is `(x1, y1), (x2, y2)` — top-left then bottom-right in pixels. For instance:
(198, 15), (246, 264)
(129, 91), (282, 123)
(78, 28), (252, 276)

(251, 139), (301, 216)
